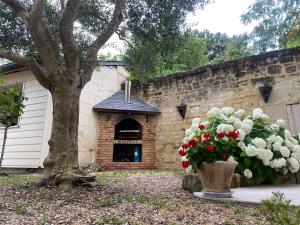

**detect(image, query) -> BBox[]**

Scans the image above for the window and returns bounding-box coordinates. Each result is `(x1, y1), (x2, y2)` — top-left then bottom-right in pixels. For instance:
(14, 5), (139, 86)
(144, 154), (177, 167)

(0, 83), (24, 127)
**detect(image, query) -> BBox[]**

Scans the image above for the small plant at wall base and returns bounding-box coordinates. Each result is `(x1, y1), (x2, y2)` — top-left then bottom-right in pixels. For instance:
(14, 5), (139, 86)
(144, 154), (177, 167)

(0, 81), (26, 173)
(179, 107), (300, 186)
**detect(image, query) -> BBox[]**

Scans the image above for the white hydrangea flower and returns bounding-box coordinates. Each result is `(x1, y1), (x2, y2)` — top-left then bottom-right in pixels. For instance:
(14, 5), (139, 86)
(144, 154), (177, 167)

(272, 142), (282, 151)
(291, 151), (300, 161)
(292, 145), (300, 152)
(260, 114), (270, 121)
(181, 155), (188, 161)
(235, 109), (246, 119)
(185, 165), (193, 173)
(270, 123), (280, 131)
(289, 137), (299, 145)
(283, 168), (288, 175)
(233, 120), (242, 129)
(185, 128), (192, 136)
(217, 124), (225, 133)
(263, 160), (271, 166)
(192, 118), (201, 125)
(228, 116), (239, 124)
(242, 118), (254, 127)
(223, 136), (229, 142)
(252, 138), (267, 149)
(224, 124), (234, 133)
(285, 139), (294, 148)
(207, 107), (220, 118)
(237, 129), (246, 141)
(183, 137), (190, 143)
(245, 145), (257, 157)
(237, 141), (246, 150)
(218, 113), (227, 121)
(190, 123), (199, 133)
(270, 158), (286, 168)
(203, 121), (210, 127)
(279, 146), (290, 158)
(267, 135), (276, 144)
(221, 107), (235, 115)
(284, 130), (291, 138)
(241, 123), (252, 134)
(288, 158), (300, 173)
(253, 108), (264, 119)
(275, 136), (284, 144)
(227, 156), (237, 162)
(256, 148), (273, 162)
(276, 119), (286, 128)
(244, 169), (253, 179)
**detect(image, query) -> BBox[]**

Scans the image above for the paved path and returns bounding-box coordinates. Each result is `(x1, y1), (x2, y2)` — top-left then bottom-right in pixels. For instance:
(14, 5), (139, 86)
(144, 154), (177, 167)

(194, 185), (300, 206)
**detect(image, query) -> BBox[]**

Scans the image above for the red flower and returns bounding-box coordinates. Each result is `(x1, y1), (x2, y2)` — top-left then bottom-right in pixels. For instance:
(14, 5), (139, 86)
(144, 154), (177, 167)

(182, 143), (189, 149)
(220, 153), (228, 160)
(182, 160), (190, 169)
(188, 139), (197, 147)
(178, 149), (187, 156)
(216, 132), (225, 138)
(206, 146), (215, 152)
(226, 131), (239, 139)
(202, 140), (209, 145)
(203, 133), (211, 139)
(199, 124), (206, 130)
(196, 135), (202, 140)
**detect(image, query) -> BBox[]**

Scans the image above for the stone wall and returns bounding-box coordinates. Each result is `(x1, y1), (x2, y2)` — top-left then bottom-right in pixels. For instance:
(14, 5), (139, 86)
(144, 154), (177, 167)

(96, 113), (157, 170)
(132, 47), (300, 169)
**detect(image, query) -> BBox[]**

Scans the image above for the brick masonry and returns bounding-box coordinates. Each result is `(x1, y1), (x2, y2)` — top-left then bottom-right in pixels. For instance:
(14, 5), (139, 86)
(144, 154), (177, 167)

(96, 113), (157, 170)
(132, 47), (300, 169)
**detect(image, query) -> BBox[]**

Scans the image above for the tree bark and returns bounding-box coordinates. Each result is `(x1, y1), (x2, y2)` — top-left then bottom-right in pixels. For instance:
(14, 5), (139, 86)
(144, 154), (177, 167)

(43, 83), (81, 187)
(0, 125), (8, 171)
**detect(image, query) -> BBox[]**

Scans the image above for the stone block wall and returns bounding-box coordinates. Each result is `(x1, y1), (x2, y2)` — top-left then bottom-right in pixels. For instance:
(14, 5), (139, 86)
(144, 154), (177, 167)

(132, 47), (300, 169)
(96, 113), (157, 170)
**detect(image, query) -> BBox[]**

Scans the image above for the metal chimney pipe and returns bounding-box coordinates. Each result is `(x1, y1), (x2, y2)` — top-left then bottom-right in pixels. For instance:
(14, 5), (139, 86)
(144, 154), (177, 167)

(125, 80), (132, 103)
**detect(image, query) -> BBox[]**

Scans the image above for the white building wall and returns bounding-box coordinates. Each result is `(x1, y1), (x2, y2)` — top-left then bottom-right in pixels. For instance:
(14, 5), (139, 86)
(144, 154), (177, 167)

(0, 65), (128, 168)
(0, 70), (49, 168)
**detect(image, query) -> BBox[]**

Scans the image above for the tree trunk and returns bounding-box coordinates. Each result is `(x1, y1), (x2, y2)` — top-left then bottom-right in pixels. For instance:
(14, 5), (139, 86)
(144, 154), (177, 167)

(0, 125), (8, 172)
(43, 84), (82, 187)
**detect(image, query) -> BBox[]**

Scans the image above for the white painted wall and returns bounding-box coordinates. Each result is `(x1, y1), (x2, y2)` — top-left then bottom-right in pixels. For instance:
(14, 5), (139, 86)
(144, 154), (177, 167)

(0, 65), (128, 168)
(0, 70), (48, 168)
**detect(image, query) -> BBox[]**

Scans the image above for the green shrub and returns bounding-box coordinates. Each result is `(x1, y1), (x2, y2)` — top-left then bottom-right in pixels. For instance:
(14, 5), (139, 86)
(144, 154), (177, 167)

(15, 201), (28, 215)
(260, 192), (300, 225)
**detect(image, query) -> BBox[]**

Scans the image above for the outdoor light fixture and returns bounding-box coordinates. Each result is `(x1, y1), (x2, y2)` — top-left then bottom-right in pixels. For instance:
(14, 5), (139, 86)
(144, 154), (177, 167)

(259, 83), (273, 103)
(177, 103), (187, 119)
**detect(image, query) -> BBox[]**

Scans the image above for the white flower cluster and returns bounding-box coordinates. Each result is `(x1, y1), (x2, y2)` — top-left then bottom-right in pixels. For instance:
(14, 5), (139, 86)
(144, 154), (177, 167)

(237, 108), (300, 176)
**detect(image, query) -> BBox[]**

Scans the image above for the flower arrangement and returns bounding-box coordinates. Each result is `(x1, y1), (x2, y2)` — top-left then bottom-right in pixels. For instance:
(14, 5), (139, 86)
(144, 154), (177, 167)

(178, 107), (300, 180)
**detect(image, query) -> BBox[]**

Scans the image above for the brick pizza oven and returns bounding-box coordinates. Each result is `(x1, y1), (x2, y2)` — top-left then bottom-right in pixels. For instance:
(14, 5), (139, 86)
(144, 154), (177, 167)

(93, 81), (160, 170)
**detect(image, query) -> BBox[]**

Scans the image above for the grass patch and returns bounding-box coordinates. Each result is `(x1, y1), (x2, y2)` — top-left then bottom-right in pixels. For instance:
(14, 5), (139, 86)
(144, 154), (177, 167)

(98, 197), (116, 207)
(100, 215), (123, 225)
(15, 201), (28, 215)
(0, 175), (40, 186)
(38, 214), (50, 225)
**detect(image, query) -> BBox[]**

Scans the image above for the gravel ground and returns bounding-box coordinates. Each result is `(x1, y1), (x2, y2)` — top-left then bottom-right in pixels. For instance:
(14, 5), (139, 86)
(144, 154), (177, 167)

(0, 171), (267, 225)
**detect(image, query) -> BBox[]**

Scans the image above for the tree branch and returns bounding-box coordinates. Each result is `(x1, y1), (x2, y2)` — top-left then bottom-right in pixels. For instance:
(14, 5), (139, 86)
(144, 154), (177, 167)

(0, 0), (28, 19)
(30, 0), (44, 18)
(59, 0), (81, 78)
(0, 50), (51, 89)
(80, 0), (125, 87)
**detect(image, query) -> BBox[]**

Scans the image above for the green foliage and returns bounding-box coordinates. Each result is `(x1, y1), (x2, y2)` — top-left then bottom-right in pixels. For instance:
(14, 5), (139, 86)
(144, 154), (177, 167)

(124, 29), (252, 80)
(241, 0), (300, 52)
(15, 201), (28, 215)
(0, 175), (41, 186)
(260, 192), (300, 225)
(0, 83), (26, 127)
(100, 215), (123, 225)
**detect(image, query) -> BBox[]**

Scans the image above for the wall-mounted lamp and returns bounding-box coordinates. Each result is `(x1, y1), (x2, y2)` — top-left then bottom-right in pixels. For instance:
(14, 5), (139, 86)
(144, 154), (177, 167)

(259, 83), (273, 103)
(177, 103), (187, 119)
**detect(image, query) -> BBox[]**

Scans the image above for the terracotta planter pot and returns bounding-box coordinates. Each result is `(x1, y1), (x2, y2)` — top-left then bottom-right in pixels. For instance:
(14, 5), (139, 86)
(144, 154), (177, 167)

(197, 160), (238, 198)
